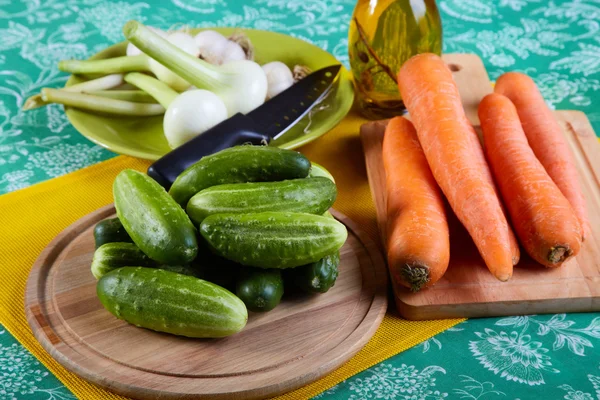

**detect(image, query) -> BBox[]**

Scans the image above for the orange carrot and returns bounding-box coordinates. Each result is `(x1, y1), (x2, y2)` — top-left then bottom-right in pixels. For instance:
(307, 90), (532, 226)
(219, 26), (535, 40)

(397, 53), (515, 281)
(495, 72), (588, 240)
(479, 93), (582, 266)
(466, 120), (521, 265)
(382, 117), (450, 291)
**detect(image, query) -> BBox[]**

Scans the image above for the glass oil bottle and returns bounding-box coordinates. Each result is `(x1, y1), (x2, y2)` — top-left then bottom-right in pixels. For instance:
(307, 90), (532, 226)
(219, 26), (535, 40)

(348, 0), (443, 119)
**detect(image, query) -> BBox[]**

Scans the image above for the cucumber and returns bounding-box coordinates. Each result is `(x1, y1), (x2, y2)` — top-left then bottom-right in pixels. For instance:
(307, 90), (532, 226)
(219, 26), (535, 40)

(309, 162), (335, 183)
(169, 145), (311, 207)
(186, 177), (337, 224)
(159, 264), (202, 278)
(93, 218), (132, 249)
(288, 251), (340, 293)
(91, 243), (201, 279)
(91, 242), (157, 279)
(200, 212), (348, 269)
(323, 210), (334, 219)
(236, 268), (284, 312)
(97, 267), (247, 338)
(113, 169), (198, 265)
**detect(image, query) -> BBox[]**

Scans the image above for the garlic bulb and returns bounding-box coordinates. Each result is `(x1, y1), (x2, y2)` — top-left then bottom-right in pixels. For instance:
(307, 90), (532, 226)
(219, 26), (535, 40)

(194, 30), (247, 65)
(262, 61), (294, 100)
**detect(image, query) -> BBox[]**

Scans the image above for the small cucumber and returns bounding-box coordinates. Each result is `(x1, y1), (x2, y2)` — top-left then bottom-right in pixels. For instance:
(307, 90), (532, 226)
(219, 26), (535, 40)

(97, 267), (248, 338)
(93, 218), (132, 249)
(91, 243), (201, 279)
(91, 242), (157, 279)
(288, 251), (340, 293)
(200, 212), (348, 269)
(169, 145), (311, 207)
(186, 177), (337, 224)
(309, 162), (335, 183)
(236, 268), (284, 312)
(113, 169), (198, 265)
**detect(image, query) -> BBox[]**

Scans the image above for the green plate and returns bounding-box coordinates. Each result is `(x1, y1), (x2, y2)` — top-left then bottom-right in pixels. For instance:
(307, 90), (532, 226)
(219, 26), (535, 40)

(65, 28), (354, 160)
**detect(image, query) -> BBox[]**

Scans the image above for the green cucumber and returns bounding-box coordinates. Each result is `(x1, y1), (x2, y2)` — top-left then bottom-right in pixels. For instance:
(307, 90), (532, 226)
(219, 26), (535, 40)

(91, 242), (157, 279)
(200, 212), (348, 269)
(159, 264), (202, 278)
(91, 242), (201, 279)
(288, 251), (340, 293)
(113, 169), (198, 265)
(169, 145), (311, 207)
(236, 268), (284, 312)
(93, 218), (132, 249)
(309, 162), (335, 182)
(186, 177), (337, 224)
(97, 267), (247, 338)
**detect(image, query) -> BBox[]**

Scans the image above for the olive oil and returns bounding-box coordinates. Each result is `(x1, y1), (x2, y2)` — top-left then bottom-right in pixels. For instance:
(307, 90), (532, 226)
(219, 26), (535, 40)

(348, 0), (442, 119)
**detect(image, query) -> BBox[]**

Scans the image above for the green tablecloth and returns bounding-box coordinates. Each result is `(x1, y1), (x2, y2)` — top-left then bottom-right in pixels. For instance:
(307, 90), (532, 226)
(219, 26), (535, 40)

(1, 0), (599, 399)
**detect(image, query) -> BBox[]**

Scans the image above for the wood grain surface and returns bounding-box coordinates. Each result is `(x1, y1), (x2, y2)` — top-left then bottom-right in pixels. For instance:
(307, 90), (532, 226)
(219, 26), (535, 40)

(360, 54), (600, 320)
(25, 206), (388, 400)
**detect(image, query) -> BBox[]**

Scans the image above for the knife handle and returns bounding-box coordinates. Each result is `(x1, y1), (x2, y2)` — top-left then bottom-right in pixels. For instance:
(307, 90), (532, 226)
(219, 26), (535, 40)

(148, 113), (270, 188)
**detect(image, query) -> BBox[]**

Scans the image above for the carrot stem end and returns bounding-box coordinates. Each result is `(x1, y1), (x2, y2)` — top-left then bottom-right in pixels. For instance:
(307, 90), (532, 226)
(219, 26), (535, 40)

(400, 264), (430, 292)
(548, 246), (572, 265)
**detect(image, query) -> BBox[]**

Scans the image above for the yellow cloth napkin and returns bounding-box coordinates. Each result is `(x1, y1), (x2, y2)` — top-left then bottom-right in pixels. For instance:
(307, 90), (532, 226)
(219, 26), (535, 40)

(0, 111), (463, 399)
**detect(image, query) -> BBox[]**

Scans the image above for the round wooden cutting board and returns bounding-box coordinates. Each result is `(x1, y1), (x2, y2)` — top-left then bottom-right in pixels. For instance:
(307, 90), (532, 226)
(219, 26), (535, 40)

(25, 205), (388, 400)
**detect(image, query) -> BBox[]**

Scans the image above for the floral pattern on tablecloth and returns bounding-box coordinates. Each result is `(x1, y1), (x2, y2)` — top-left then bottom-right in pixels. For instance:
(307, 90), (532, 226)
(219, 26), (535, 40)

(0, 329), (75, 400)
(1, 1), (600, 399)
(315, 315), (600, 399)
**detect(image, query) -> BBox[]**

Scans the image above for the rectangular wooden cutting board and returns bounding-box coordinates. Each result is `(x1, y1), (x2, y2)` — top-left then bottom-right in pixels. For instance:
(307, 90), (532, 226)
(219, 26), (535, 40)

(360, 53), (600, 320)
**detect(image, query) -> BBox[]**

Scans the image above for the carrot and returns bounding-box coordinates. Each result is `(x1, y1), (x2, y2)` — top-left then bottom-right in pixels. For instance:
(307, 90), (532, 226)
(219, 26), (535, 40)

(397, 53), (515, 281)
(495, 72), (588, 240)
(466, 121), (521, 265)
(382, 117), (450, 291)
(478, 93), (582, 266)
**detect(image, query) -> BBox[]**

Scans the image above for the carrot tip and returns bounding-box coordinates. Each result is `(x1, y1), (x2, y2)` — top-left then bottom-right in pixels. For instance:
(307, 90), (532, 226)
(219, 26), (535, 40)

(400, 264), (430, 292)
(496, 273), (511, 282)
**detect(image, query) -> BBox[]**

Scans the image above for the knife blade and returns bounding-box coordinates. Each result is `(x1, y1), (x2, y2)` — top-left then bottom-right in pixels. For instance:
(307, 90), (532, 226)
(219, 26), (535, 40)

(147, 64), (341, 188)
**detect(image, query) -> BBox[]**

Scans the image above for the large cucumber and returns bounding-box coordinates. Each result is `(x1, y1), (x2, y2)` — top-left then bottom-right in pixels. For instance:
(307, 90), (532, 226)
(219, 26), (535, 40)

(169, 146), (311, 207)
(91, 242), (157, 279)
(97, 267), (247, 338)
(113, 169), (198, 265)
(288, 251), (340, 293)
(159, 264), (202, 278)
(93, 218), (132, 249)
(236, 268), (284, 312)
(200, 212), (348, 268)
(186, 177), (337, 224)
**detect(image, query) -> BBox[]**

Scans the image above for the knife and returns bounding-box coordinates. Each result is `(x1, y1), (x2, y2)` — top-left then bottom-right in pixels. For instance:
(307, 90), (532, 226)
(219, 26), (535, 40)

(147, 64), (341, 188)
